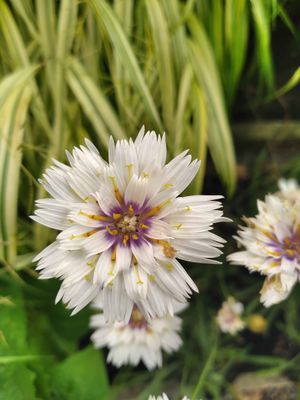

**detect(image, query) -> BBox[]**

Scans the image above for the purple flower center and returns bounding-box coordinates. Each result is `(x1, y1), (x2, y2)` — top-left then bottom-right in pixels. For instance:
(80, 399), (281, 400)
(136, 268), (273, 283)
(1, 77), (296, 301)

(104, 202), (152, 247)
(128, 306), (150, 330)
(269, 228), (300, 261)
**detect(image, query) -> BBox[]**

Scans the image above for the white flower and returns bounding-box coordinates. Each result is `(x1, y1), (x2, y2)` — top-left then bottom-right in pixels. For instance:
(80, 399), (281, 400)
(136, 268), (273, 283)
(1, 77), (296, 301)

(216, 296), (245, 335)
(90, 299), (185, 370)
(228, 178), (300, 306)
(148, 394), (189, 400)
(278, 178), (300, 204)
(32, 127), (226, 321)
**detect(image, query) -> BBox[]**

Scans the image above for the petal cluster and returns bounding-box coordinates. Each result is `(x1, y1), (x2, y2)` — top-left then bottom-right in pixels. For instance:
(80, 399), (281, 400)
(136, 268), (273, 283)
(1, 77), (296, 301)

(90, 298), (185, 370)
(216, 297), (245, 335)
(32, 127), (226, 321)
(149, 394), (189, 400)
(228, 179), (300, 306)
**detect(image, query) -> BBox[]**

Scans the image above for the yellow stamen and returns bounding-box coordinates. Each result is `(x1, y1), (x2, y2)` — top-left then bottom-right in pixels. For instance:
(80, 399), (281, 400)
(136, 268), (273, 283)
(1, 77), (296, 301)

(132, 255), (138, 265)
(140, 224), (149, 229)
(134, 265), (144, 284)
(108, 263), (115, 276)
(257, 228), (275, 241)
(149, 274), (155, 282)
(173, 223), (182, 230)
(143, 199), (171, 218)
(113, 213), (122, 220)
(126, 163), (134, 180)
(267, 250), (282, 257)
(84, 271), (93, 281)
(109, 176), (123, 205)
(87, 255), (99, 268)
(142, 171), (149, 178)
(164, 183), (173, 188)
(158, 240), (176, 258)
(286, 249), (295, 257)
(270, 260), (280, 268)
(132, 233), (139, 240)
(70, 229), (98, 239)
(106, 226), (118, 236)
(184, 206), (191, 212)
(79, 211), (110, 221)
(85, 230), (98, 237)
(123, 234), (129, 246)
(128, 204), (134, 216)
(166, 263), (173, 271)
(111, 247), (117, 262)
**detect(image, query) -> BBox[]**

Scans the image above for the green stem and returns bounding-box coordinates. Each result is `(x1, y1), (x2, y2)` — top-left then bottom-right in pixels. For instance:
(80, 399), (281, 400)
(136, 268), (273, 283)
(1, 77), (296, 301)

(191, 340), (218, 400)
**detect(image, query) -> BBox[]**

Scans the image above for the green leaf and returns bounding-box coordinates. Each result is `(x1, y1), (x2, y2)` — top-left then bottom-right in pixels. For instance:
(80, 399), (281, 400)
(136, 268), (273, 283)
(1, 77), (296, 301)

(51, 0), (79, 159)
(51, 346), (109, 400)
(0, 355), (48, 364)
(188, 17), (236, 195)
(224, 0), (249, 105)
(161, 0), (187, 79)
(0, 1), (53, 138)
(67, 57), (126, 144)
(146, 0), (175, 134)
(174, 64), (193, 153)
(250, 0), (274, 90)
(0, 66), (37, 112)
(87, 0), (163, 131)
(267, 66), (300, 100)
(0, 71), (33, 263)
(0, 278), (36, 400)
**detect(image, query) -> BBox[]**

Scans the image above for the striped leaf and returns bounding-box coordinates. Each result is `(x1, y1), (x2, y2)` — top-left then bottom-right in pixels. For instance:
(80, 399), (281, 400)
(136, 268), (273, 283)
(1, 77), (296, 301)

(146, 0), (175, 134)
(0, 70), (33, 264)
(250, 0), (274, 90)
(87, 0), (163, 131)
(67, 57), (126, 145)
(188, 17), (236, 195)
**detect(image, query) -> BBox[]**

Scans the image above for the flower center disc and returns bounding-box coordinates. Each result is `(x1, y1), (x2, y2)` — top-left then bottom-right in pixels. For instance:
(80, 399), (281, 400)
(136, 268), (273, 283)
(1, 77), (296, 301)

(116, 215), (138, 233)
(128, 306), (148, 330)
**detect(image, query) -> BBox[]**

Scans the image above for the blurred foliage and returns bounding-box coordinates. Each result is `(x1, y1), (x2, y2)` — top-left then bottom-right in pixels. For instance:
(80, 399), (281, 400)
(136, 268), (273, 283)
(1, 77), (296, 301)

(0, 0), (299, 399)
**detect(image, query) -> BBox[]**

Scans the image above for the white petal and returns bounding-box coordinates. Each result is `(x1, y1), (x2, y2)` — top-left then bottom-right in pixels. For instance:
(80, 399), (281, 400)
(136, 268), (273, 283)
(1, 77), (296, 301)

(83, 230), (113, 256)
(124, 266), (148, 299)
(131, 240), (159, 273)
(93, 249), (114, 286)
(124, 175), (147, 207)
(94, 185), (120, 215)
(102, 275), (134, 322)
(146, 218), (172, 240)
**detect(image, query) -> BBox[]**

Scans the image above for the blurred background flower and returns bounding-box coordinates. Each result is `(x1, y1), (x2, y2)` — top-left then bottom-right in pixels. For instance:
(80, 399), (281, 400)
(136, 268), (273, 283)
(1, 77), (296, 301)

(90, 300), (185, 370)
(216, 297), (245, 335)
(228, 179), (300, 307)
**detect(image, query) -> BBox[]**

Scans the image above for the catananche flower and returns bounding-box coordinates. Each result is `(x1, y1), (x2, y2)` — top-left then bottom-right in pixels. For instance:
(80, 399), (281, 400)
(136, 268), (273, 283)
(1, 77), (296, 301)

(32, 127), (227, 321)
(148, 394), (189, 400)
(216, 296), (245, 335)
(228, 178), (300, 306)
(90, 298), (185, 370)
(278, 178), (300, 203)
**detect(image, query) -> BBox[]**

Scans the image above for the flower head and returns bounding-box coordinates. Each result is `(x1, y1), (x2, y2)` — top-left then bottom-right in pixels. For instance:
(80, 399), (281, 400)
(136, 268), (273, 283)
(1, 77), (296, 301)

(90, 298), (185, 370)
(278, 178), (300, 204)
(247, 314), (267, 334)
(148, 394), (189, 400)
(32, 127), (226, 321)
(228, 178), (300, 306)
(216, 297), (245, 335)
